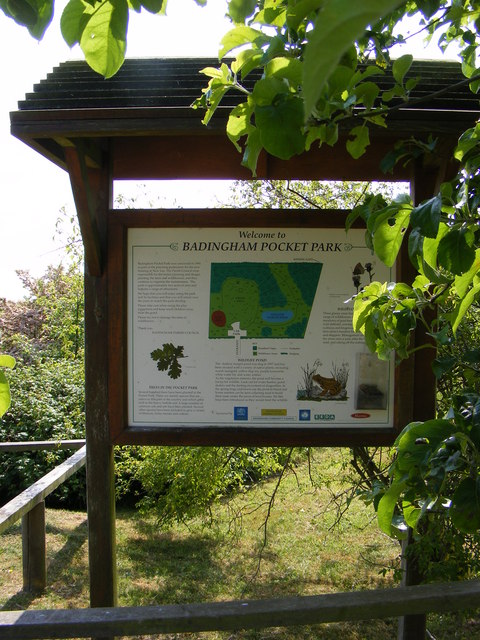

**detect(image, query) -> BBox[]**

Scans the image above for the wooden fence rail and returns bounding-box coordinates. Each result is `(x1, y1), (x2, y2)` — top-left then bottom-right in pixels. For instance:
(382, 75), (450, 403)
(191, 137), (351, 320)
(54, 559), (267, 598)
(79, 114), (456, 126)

(0, 580), (479, 639)
(0, 440), (85, 452)
(0, 446), (87, 535)
(0, 445), (87, 591)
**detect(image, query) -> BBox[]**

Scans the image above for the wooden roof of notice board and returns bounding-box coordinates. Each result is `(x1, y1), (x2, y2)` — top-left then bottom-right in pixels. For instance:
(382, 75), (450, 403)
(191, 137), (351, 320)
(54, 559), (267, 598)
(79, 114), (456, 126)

(10, 57), (480, 182)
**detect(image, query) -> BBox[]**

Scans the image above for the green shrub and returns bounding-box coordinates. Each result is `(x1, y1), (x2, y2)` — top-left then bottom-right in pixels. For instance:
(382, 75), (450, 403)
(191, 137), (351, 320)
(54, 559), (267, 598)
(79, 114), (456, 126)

(129, 446), (294, 526)
(0, 357), (86, 508)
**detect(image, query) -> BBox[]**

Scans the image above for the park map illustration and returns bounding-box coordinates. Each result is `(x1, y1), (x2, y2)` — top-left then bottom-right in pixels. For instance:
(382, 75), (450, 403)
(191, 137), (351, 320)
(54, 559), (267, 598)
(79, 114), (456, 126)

(209, 262), (323, 340)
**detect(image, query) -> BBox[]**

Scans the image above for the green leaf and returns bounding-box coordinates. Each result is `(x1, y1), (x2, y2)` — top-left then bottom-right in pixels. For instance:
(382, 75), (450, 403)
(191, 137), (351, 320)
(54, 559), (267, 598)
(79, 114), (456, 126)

(231, 49), (264, 77)
(0, 355), (16, 369)
(219, 26), (270, 59)
(394, 307), (415, 334)
(372, 208), (411, 267)
(410, 194), (442, 238)
(408, 227), (424, 269)
(79, 0), (128, 78)
(419, 222), (450, 281)
(327, 64), (355, 94)
(193, 65), (235, 125)
(462, 44), (477, 79)
(450, 282), (480, 334)
(432, 356), (456, 379)
(451, 476), (480, 533)
(61, 0), (91, 46)
(305, 122), (338, 150)
(227, 102), (254, 151)
(454, 248), (480, 297)
(392, 54), (413, 84)
(0, 356), (14, 418)
(200, 66), (228, 80)
(391, 282), (413, 297)
(242, 127), (263, 175)
(437, 227), (475, 275)
(417, 0), (441, 18)
(0, 371), (11, 419)
(427, 324), (451, 346)
(402, 499), (421, 529)
(252, 76), (289, 106)
(255, 96), (305, 160)
(355, 81), (380, 110)
(253, 5), (286, 27)
(197, 86), (230, 124)
(412, 274), (429, 290)
(5, 0), (54, 38)
(363, 315), (378, 353)
(228, 0), (257, 23)
(5, 0), (37, 25)
(128, 0), (142, 13)
(139, 0), (165, 13)
(346, 125), (370, 159)
(395, 419), (454, 474)
(265, 57), (303, 88)
(286, 0), (323, 31)
(261, 35), (288, 65)
(302, 0), (404, 118)
(352, 281), (385, 331)
(455, 123), (480, 163)
(377, 481), (406, 537)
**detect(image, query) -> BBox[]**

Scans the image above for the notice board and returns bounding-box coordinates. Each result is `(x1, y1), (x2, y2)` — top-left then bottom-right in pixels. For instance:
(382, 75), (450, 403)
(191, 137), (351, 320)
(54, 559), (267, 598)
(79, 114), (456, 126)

(108, 210), (408, 446)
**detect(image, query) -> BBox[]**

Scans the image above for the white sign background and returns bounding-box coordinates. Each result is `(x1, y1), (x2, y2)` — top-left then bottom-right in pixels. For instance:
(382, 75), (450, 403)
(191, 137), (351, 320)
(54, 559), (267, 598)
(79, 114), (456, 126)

(127, 226), (395, 429)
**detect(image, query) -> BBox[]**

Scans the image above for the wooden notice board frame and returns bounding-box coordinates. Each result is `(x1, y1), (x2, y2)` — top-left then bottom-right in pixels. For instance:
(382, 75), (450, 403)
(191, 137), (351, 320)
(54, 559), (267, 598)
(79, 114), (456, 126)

(108, 208), (412, 447)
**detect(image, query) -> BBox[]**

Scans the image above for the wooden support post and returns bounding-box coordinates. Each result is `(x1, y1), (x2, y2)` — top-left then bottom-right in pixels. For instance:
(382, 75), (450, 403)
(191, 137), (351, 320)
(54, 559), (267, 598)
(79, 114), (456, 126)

(397, 528), (427, 640)
(397, 159), (448, 640)
(68, 147), (117, 612)
(22, 500), (46, 593)
(84, 181), (117, 612)
(65, 145), (103, 278)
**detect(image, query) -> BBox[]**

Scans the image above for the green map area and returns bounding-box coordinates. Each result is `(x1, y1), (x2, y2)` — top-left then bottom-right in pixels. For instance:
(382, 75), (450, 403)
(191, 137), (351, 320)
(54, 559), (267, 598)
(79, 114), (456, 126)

(209, 262), (322, 339)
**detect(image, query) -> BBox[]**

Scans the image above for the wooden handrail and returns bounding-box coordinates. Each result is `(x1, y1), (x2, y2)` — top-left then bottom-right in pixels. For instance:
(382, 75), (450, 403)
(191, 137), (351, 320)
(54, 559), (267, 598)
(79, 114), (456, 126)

(0, 580), (479, 639)
(0, 440), (85, 452)
(0, 446), (86, 534)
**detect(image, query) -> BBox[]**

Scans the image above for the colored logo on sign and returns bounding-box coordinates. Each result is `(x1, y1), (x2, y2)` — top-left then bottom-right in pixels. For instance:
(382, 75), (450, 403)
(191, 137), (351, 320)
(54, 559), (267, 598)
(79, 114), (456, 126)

(234, 407), (248, 421)
(299, 410), (311, 421)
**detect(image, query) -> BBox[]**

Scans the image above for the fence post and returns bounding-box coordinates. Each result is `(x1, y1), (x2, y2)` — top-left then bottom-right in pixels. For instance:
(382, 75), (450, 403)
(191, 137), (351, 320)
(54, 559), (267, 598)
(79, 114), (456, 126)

(397, 528), (427, 640)
(22, 500), (46, 592)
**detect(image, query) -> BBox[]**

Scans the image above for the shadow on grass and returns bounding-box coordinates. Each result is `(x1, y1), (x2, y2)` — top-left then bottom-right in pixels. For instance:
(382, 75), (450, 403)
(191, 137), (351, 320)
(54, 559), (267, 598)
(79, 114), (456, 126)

(117, 515), (227, 605)
(1, 518), (88, 611)
(116, 533), (400, 638)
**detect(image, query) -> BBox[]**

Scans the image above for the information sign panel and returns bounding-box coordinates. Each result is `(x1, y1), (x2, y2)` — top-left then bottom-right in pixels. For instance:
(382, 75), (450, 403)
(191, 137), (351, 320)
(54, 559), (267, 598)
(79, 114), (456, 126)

(107, 210), (407, 445)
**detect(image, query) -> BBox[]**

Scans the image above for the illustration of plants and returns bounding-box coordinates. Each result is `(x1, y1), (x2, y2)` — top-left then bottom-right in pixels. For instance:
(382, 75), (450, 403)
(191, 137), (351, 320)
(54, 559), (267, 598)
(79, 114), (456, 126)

(352, 262), (375, 293)
(297, 359), (321, 400)
(330, 361), (349, 389)
(150, 343), (185, 380)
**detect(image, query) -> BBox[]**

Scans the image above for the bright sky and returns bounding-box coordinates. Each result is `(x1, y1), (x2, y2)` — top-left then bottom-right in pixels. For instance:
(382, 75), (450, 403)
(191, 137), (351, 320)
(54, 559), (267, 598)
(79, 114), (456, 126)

(0, 0), (232, 301)
(0, 5), (458, 301)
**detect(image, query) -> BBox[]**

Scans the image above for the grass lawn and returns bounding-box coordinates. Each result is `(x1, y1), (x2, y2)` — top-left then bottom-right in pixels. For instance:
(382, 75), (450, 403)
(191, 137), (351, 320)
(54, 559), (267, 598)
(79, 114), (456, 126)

(1, 448), (479, 639)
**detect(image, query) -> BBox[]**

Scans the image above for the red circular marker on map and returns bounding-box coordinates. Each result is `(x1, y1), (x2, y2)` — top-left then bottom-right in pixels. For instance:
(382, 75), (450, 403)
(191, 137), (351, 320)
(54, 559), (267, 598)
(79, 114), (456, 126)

(211, 310), (226, 327)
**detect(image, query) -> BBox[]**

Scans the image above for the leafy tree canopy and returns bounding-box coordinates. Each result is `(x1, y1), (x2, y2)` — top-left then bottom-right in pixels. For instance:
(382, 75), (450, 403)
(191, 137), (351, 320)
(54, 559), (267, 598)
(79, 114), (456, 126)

(0, 264), (84, 362)
(1, 0), (478, 167)
(2, 0), (480, 547)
